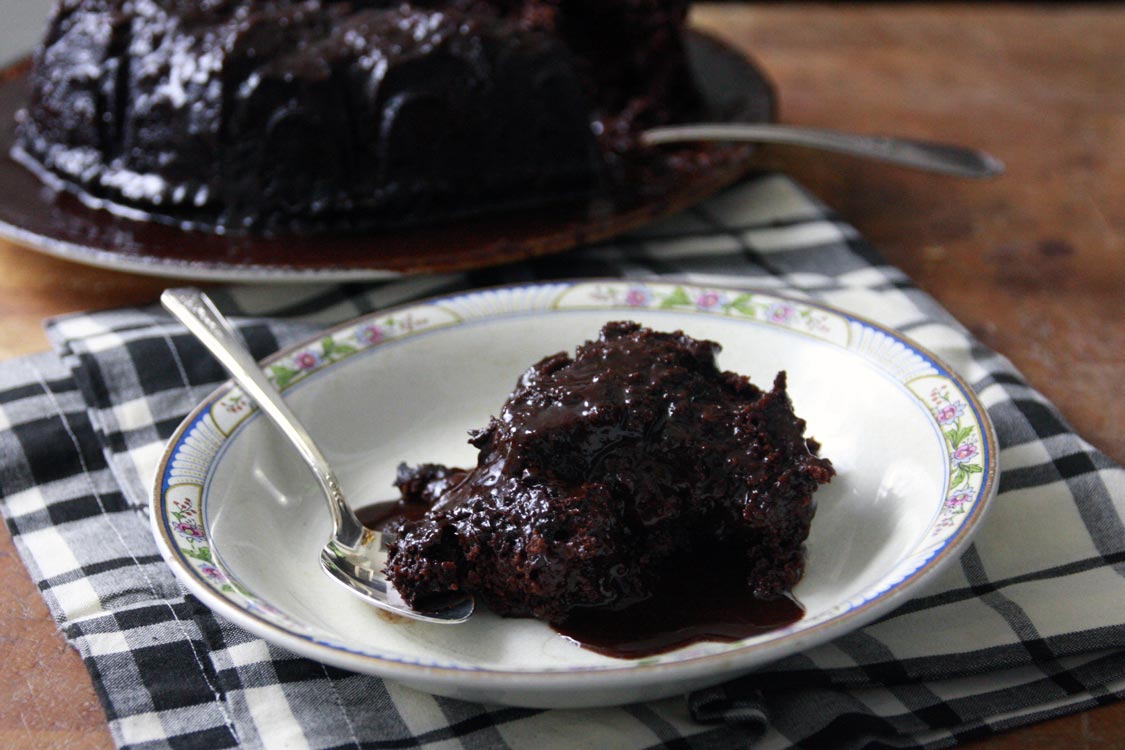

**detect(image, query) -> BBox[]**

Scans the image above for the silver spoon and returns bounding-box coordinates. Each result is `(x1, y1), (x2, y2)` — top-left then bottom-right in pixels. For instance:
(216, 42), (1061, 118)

(641, 123), (1004, 178)
(161, 287), (474, 624)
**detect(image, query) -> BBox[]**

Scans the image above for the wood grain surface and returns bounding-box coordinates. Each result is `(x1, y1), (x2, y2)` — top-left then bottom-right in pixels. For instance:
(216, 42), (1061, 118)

(0, 4), (1122, 749)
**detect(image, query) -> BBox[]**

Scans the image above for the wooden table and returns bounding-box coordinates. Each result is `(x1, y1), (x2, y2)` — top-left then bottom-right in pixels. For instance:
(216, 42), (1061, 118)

(1, 4), (1122, 748)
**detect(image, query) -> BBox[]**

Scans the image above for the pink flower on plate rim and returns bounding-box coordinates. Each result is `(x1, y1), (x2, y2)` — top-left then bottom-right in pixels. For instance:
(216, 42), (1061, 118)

(360, 324), (385, 345)
(767, 302), (797, 323)
(952, 443), (979, 464)
(174, 520), (205, 539)
(695, 290), (724, 310)
(200, 563), (225, 581)
(624, 286), (651, 307)
(294, 351), (319, 370)
(936, 402), (966, 424)
(946, 490), (974, 509)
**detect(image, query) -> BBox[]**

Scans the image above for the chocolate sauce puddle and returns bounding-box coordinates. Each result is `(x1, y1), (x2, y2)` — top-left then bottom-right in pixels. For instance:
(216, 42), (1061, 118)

(357, 502), (804, 659)
(356, 500), (429, 530)
(551, 554), (804, 659)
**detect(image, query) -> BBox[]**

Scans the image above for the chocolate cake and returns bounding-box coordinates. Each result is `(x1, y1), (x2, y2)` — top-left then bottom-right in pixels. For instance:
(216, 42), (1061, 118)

(13, 0), (697, 233)
(385, 322), (835, 623)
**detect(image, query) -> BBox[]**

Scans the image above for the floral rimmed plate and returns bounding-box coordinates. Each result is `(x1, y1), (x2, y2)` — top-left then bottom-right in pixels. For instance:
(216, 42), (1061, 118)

(151, 280), (997, 708)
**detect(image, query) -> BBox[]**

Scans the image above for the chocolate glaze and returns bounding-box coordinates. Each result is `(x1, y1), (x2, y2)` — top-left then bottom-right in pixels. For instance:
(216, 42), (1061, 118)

(15, 0), (698, 234)
(552, 551), (805, 659)
(0, 34), (773, 275)
(384, 322), (835, 635)
(361, 499), (804, 658)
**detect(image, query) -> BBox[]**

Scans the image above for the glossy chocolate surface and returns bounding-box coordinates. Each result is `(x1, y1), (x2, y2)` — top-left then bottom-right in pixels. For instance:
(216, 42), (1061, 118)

(363, 499), (805, 658)
(552, 552), (805, 659)
(384, 322), (835, 640)
(0, 32), (772, 276)
(16, 1), (607, 233)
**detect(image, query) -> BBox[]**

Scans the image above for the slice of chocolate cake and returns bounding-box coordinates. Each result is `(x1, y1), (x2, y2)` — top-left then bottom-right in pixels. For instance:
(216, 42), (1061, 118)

(385, 322), (835, 623)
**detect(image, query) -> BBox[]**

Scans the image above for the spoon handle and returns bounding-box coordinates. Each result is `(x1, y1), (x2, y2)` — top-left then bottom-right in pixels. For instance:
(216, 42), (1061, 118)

(161, 288), (368, 548)
(641, 123), (1004, 178)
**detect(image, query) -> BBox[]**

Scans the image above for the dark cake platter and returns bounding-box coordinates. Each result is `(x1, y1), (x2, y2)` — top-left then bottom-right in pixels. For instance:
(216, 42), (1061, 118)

(151, 279), (998, 707)
(0, 33), (773, 282)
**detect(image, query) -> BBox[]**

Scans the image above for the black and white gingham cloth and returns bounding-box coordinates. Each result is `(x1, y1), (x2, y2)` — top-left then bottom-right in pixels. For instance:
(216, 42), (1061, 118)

(2, 174), (1122, 749)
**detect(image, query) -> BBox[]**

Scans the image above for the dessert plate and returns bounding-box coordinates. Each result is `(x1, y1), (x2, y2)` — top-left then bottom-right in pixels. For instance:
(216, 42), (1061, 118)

(0, 33), (772, 282)
(152, 280), (998, 708)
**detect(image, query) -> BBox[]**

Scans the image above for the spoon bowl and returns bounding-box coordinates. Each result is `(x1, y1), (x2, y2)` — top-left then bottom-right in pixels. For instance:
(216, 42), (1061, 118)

(160, 287), (474, 624)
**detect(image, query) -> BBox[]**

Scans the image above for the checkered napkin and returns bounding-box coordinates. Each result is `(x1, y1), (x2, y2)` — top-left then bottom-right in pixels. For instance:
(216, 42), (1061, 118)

(2, 174), (1123, 750)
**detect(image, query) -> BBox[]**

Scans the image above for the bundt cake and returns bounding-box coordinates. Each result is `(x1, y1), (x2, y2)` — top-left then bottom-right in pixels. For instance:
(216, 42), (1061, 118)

(384, 322), (835, 623)
(13, 0), (698, 233)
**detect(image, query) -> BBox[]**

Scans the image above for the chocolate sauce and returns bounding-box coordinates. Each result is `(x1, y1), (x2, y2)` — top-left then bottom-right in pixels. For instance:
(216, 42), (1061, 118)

(0, 35), (773, 276)
(355, 501), (429, 531)
(357, 503), (804, 659)
(551, 553), (804, 659)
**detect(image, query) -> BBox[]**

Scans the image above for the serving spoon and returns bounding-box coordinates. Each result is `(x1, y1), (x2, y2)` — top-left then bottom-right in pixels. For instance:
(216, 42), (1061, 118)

(161, 287), (475, 624)
(641, 123), (1004, 178)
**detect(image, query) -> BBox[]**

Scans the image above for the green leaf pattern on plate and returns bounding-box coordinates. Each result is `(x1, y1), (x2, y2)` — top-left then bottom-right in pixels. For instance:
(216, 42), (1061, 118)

(586, 283), (833, 336)
(264, 311), (433, 392)
(929, 384), (985, 532)
(157, 281), (994, 662)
